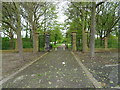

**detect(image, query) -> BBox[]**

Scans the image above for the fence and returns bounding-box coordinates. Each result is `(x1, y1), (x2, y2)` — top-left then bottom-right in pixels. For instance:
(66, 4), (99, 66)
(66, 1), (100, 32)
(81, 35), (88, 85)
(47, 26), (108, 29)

(95, 38), (118, 48)
(1, 37), (118, 50)
(2, 37), (33, 50)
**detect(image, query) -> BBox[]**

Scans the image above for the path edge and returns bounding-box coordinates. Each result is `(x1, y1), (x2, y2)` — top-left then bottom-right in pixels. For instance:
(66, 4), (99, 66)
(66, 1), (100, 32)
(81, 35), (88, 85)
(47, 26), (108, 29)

(0, 52), (48, 86)
(71, 51), (102, 88)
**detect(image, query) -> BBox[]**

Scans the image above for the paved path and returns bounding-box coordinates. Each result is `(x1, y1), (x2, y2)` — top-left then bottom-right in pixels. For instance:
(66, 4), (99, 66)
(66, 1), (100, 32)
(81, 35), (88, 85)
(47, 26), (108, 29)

(2, 46), (94, 88)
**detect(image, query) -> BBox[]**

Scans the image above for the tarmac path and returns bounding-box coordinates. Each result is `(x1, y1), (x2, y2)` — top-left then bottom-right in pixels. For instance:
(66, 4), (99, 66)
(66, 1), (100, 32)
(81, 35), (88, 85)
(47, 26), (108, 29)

(2, 46), (94, 88)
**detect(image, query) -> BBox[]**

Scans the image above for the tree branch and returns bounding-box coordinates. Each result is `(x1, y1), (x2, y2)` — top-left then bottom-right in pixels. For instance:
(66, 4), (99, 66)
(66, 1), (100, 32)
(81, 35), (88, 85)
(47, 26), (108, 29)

(104, 16), (120, 37)
(96, 0), (107, 8)
(2, 20), (16, 32)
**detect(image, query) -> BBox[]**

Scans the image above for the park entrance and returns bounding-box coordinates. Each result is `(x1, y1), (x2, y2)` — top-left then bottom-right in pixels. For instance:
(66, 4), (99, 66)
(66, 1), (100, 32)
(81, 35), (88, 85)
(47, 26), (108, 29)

(38, 32), (80, 52)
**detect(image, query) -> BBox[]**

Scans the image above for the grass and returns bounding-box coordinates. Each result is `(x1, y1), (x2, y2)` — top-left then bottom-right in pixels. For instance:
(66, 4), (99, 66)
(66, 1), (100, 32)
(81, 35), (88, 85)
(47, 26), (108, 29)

(52, 43), (63, 48)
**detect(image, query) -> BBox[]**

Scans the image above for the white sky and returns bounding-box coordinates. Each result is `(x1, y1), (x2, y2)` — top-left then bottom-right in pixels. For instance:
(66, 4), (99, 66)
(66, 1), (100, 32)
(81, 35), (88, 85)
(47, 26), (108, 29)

(56, 1), (68, 23)
(55, 1), (69, 34)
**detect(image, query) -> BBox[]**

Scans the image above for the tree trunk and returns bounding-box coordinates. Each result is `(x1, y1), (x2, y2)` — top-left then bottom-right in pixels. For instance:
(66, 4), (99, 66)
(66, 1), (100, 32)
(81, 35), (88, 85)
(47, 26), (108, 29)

(90, 2), (96, 58)
(100, 36), (103, 46)
(17, 30), (23, 60)
(87, 31), (90, 48)
(78, 37), (80, 49)
(30, 29), (32, 40)
(100, 31), (103, 46)
(72, 32), (77, 51)
(82, 30), (88, 52)
(25, 29), (28, 38)
(54, 35), (57, 45)
(32, 22), (38, 53)
(104, 37), (108, 49)
(38, 35), (40, 52)
(15, 39), (18, 51)
(16, 3), (23, 60)
(25, 22), (29, 38)
(82, 30), (88, 53)
(9, 29), (14, 49)
(82, 10), (88, 53)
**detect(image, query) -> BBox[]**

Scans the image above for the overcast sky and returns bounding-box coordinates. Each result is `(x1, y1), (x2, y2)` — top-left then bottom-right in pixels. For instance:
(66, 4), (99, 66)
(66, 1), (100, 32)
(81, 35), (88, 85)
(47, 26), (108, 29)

(56, 1), (68, 23)
(55, 1), (70, 34)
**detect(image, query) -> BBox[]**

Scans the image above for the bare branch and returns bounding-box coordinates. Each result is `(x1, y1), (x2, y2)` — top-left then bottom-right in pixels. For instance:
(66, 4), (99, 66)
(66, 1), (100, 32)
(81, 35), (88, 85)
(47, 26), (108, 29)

(96, 0), (107, 8)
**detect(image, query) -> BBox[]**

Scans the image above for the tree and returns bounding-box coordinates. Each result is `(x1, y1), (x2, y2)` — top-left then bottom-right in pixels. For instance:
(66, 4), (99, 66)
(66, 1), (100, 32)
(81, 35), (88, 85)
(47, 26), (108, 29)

(2, 25), (14, 49)
(15, 2), (23, 60)
(96, 2), (119, 47)
(90, 2), (96, 58)
(50, 25), (63, 44)
(2, 2), (23, 59)
(21, 2), (46, 53)
(65, 2), (90, 51)
(21, 2), (58, 52)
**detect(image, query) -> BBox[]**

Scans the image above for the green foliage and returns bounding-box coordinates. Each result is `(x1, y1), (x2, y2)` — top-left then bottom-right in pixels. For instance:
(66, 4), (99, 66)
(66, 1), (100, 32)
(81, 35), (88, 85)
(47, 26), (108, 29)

(107, 35), (118, 48)
(49, 25), (63, 43)
(2, 37), (15, 50)
(2, 2), (119, 51)
(96, 2), (119, 38)
(76, 34), (82, 50)
(65, 2), (119, 51)
(95, 38), (118, 48)
(39, 34), (45, 50)
(22, 38), (33, 48)
(109, 35), (118, 39)
(95, 39), (104, 48)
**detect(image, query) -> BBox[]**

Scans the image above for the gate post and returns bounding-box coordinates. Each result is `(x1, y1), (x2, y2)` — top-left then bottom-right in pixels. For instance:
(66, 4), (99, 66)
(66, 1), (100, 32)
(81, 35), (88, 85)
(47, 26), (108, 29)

(45, 33), (50, 51)
(72, 32), (77, 51)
